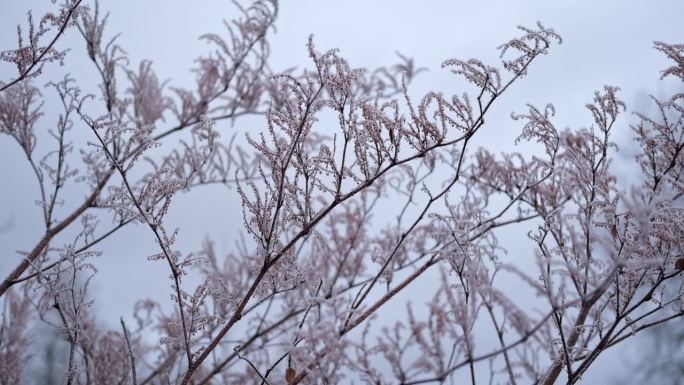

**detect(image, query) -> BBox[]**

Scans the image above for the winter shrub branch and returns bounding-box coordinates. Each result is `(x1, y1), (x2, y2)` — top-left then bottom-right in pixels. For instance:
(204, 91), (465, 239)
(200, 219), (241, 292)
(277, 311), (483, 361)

(1, 1), (683, 384)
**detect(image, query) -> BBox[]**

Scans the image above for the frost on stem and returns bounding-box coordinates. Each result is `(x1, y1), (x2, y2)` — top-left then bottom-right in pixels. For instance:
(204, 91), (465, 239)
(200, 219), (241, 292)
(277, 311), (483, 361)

(0, 81), (42, 155)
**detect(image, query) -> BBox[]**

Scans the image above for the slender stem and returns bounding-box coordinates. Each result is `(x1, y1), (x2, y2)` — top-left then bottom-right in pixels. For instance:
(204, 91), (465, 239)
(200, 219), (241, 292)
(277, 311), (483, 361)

(120, 318), (138, 385)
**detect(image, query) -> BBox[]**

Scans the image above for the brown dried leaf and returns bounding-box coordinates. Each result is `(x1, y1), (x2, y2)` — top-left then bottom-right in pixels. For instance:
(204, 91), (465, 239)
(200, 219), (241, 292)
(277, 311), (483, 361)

(675, 257), (684, 271)
(285, 367), (296, 383)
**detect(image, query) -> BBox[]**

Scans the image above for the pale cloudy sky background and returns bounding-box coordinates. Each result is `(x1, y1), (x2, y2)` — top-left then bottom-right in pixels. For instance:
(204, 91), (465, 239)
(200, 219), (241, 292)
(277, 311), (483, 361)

(1, 1), (683, 383)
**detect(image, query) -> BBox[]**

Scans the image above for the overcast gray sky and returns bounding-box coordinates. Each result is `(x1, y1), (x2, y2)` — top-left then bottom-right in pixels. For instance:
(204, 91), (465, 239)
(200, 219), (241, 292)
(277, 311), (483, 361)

(1, 1), (683, 383)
